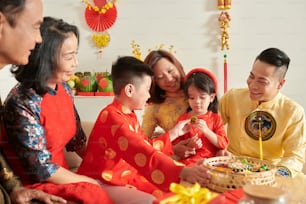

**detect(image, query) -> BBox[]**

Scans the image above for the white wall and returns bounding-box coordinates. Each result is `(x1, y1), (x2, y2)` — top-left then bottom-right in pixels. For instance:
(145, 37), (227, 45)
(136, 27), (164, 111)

(1, 0), (306, 121)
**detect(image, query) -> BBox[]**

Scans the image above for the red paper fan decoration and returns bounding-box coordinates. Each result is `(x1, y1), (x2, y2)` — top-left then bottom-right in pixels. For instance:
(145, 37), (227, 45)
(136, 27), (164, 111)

(94, 0), (107, 8)
(85, 3), (117, 32)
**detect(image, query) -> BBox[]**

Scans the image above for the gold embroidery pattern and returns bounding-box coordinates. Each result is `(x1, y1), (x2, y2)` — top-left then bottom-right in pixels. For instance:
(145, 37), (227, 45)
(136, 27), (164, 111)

(101, 170), (113, 181)
(151, 170), (165, 185)
(118, 136), (128, 151)
(134, 153), (147, 167)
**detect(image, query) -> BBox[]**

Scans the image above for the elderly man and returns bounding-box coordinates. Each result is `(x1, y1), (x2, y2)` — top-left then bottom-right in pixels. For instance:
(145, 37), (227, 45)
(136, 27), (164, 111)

(0, 0), (66, 203)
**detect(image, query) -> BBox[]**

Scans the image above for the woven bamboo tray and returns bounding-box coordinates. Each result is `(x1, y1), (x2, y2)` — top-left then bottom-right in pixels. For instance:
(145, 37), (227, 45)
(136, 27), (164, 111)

(203, 156), (276, 193)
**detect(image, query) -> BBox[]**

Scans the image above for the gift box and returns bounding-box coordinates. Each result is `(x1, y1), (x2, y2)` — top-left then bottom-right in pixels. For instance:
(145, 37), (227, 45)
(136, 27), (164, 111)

(208, 188), (244, 204)
(153, 183), (218, 204)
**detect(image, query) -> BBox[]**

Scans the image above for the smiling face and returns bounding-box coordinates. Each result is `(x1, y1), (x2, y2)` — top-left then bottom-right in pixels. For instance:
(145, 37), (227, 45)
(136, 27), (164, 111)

(0, 0), (43, 68)
(153, 57), (182, 95)
(48, 33), (79, 87)
(187, 84), (215, 115)
(247, 59), (285, 103)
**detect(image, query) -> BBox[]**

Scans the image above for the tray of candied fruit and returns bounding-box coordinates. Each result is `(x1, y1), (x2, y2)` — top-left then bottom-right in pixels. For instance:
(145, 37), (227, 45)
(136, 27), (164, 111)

(202, 156), (276, 193)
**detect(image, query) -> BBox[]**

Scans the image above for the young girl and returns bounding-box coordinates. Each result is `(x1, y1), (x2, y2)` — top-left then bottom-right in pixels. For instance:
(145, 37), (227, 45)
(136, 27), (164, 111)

(172, 68), (229, 166)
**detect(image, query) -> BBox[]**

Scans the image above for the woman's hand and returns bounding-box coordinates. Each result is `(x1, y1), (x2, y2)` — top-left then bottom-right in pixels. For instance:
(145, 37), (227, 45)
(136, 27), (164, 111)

(10, 187), (67, 204)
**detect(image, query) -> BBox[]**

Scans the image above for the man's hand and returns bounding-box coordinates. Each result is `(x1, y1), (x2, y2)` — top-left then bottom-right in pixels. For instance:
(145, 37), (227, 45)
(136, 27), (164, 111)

(10, 187), (67, 204)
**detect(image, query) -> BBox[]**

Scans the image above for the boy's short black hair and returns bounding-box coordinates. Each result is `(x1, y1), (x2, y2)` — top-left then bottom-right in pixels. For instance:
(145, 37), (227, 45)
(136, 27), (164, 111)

(111, 56), (154, 95)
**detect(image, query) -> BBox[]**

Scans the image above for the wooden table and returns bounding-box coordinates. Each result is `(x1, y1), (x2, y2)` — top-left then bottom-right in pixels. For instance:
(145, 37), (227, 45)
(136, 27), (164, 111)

(274, 173), (306, 204)
(179, 173), (306, 204)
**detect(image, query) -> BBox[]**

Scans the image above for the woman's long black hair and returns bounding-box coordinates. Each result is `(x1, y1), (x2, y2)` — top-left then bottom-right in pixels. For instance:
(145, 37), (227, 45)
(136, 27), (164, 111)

(10, 16), (79, 96)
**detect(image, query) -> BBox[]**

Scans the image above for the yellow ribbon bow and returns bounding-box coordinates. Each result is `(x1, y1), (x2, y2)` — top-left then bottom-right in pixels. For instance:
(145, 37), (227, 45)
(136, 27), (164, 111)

(160, 183), (217, 204)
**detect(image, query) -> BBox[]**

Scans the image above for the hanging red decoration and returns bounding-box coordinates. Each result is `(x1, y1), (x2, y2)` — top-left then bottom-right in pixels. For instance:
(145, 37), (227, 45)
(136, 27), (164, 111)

(82, 0), (118, 55)
(223, 54), (228, 93)
(217, 0), (231, 94)
(84, 2), (117, 32)
(94, 0), (107, 8)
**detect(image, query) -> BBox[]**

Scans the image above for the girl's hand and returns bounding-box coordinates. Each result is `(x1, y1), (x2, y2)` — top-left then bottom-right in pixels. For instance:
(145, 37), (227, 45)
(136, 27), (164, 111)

(193, 119), (209, 135)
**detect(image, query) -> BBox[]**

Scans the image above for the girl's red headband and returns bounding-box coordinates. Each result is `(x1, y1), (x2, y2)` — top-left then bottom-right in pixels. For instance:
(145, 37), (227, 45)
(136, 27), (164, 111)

(184, 68), (218, 93)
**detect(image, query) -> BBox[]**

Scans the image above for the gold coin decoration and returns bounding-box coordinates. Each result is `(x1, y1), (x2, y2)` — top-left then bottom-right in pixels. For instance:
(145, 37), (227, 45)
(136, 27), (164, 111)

(104, 148), (116, 159)
(98, 137), (107, 149)
(118, 136), (129, 151)
(135, 153), (147, 167)
(151, 170), (165, 185)
(100, 110), (108, 122)
(153, 140), (164, 151)
(121, 170), (132, 179)
(111, 124), (119, 136)
(101, 170), (113, 181)
(152, 189), (164, 198)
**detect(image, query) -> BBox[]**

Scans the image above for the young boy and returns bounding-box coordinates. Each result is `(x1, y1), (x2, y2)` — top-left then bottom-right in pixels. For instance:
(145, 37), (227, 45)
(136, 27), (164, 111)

(78, 56), (210, 200)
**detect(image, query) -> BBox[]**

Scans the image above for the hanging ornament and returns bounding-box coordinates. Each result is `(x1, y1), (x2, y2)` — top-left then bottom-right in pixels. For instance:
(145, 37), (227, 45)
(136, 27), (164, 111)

(82, 0), (118, 56)
(84, 2), (117, 32)
(223, 54), (228, 93)
(218, 11), (231, 51)
(130, 40), (177, 62)
(217, 0), (231, 94)
(218, 0), (231, 10)
(92, 32), (111, 57)
(92, 32), (110, 48)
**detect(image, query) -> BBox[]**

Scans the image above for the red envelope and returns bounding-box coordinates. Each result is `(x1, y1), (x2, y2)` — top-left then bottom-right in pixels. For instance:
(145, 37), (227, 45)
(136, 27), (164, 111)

(209, 188), (244, 204)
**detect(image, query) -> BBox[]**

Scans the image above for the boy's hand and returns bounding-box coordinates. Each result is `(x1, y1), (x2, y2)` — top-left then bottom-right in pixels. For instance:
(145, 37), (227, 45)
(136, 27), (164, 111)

(169, 119), (191, 141)
(179, 160), (211, 187)
(215, 149), (232, 156)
